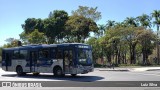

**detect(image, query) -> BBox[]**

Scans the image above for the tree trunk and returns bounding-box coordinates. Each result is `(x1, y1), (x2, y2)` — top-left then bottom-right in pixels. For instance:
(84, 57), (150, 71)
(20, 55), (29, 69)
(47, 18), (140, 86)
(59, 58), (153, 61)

(122, 53), (125, 64)
(142, 49), (145, 65)
(131, 44), (136, 64)
(115, 49), (118, 64)
(129, 44), (132, 64)
(157, 25), (159, 64)
(118, 50), (121, 64)
(107, 54), (111, 63)
(124, 51), (127, 64)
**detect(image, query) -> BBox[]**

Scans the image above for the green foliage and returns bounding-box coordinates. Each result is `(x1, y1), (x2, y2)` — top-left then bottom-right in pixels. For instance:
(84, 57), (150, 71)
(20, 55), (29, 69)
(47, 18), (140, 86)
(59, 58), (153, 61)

(94, 63), (103, 67)
(65, 15), (98, 43)
(137, 28), (157, 64)
(46, 10), (69, 43)
(124, 17), (138, 27)
(19, 31), (28, 44)
(21, 6), (99, 44)
(22, 10), (69, 44)
(106, 20), (115, 29)
(137, 14), (151, 28)
(28, 29), (46, 44)
(89, 22), (158, 65)
(95, 24), (106, 38)
(3, 38), (20, 48)
(87, 37), (101, 63)
(72, 6), (101, 22)
(22, 18), (44, 34)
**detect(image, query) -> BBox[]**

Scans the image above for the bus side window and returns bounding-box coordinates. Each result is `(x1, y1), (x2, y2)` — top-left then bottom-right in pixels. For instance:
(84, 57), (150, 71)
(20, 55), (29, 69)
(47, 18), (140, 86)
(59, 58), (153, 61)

(13, 50), (19, 59)
(51, 49), (56, 59)
(56, 49), (62, 59)
(69, 50), (73, 60)
(19, 50), (28, 59)
(39, 49), (49, 59)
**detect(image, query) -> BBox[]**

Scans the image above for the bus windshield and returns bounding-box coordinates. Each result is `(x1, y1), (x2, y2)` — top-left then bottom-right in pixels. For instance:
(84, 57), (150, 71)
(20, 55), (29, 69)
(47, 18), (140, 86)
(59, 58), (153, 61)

(78, 48), (92, 65)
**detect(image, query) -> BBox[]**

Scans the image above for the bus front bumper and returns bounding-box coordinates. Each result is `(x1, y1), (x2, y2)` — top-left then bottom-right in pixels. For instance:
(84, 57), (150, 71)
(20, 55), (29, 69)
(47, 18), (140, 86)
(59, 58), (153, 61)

(77, 65), (94, 74)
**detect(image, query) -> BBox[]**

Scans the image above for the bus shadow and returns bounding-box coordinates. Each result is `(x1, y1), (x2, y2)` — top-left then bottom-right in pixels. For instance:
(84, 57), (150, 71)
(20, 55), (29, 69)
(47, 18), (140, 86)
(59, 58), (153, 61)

(1, 74), (104, 82)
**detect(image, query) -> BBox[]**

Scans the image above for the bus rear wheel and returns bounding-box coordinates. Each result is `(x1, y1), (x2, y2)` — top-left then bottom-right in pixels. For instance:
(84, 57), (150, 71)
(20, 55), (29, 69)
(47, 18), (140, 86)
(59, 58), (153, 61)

(16, 66), (25, 76)
(54, 67), (63, 77)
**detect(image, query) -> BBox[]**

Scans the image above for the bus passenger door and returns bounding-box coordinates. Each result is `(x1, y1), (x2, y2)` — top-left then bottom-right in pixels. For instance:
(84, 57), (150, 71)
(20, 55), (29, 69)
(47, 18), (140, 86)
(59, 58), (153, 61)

(30, 51), (38, 72)
(63, 49), (73, 73)
(5, 52), (12, 71)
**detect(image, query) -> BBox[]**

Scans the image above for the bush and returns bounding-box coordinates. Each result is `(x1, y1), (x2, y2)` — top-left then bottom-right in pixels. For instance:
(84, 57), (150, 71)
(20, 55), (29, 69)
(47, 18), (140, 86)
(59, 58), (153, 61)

(94, 64), (103, 67)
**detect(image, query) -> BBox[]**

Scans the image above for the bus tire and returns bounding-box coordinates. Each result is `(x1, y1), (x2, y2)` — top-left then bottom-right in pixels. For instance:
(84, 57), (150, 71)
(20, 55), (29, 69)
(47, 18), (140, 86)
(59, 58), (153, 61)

(33, 72), (40, 76)
(71, 74), (77, 77)
(53, 67), (63, 77)
(16, 66), (25, 76)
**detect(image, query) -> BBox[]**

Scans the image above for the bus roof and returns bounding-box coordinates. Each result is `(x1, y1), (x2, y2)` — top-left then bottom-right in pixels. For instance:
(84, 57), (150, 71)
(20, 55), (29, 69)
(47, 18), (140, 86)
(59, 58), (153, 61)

(3, 43), (90, 51)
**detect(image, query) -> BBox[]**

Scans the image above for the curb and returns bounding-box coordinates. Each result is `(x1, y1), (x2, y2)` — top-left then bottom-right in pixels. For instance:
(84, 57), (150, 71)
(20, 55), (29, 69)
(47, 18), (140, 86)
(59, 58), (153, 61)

(99, 69), (130, 71)
(146, 69), (160, 71)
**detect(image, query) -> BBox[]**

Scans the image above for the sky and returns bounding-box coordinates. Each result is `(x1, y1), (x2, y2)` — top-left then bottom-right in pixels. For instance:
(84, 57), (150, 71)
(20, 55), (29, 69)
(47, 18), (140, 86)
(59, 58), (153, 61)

(0, 0), (160, 46)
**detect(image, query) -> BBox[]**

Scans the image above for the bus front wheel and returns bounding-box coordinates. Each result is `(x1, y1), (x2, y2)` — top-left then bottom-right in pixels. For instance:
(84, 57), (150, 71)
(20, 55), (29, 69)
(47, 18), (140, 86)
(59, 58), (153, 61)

(16, 66), (25, 76)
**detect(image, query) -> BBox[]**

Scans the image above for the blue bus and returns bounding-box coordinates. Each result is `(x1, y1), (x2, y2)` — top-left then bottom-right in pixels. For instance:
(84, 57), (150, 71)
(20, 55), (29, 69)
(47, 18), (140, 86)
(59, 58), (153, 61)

(1, 43), (94, 76)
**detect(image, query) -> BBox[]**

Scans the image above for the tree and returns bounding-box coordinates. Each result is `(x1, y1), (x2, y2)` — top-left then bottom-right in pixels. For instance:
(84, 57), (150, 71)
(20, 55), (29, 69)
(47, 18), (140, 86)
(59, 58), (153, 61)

(72, 6), (101, 22)
(22, 10), (69, 44)
(19, 31), (28, 44)
(137, 28), (157, 65)
(28, 29), (46, 44)
(44, 10), (68, 43)
(43, 18), (57, 43)
(137, 14), (151, 28)
(86, 37), (100, 64)
(103, 25), (128, 65)
(4, 38), (20, 48)
(35, 18), (45, 32)
(123, 17), (139, 64)
(124, 26), (139, 64)
(22, 18), (43, 34)
(48, 12), (53, 18)
(95, 24), (106, 38)
(151, 10), (160, 64)
(5, 38), (15, 44)
(124, 17), (138, 27)
(136, 14), (153, 65)
(65, 15), (98, 43)
(106, 20), (115, 29)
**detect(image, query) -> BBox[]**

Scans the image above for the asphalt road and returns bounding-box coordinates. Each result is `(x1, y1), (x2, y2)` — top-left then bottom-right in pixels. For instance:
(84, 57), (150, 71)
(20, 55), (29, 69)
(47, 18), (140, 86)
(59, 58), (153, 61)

(0, 68), (160, 90)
